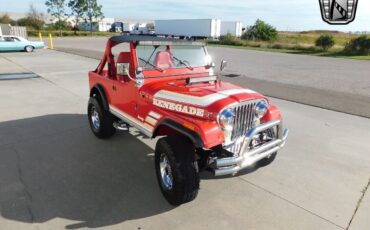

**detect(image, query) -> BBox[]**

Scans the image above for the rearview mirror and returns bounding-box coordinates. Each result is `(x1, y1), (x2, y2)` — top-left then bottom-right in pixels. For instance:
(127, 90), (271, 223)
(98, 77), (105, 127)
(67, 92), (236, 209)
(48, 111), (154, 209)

(220, 60), (227, 71)
(117, 63), (130, 75)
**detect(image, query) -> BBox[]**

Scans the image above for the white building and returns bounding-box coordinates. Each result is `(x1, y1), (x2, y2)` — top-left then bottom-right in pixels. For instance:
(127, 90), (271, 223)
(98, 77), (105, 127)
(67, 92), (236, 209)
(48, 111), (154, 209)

(98, 18), (114, 32)
(78, 18), (115, 32)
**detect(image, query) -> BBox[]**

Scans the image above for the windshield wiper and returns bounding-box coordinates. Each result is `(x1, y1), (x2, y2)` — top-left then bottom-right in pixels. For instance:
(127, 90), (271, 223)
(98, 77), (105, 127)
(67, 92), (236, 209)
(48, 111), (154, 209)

(143, 46), (159, 68)
(172, 55), (194, 70)
(138, 57), (164, 72)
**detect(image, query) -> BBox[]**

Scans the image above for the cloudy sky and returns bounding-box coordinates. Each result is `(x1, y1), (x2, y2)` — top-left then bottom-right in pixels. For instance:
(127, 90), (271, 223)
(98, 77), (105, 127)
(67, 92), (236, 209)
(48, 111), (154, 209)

(1, 0), (369, 31)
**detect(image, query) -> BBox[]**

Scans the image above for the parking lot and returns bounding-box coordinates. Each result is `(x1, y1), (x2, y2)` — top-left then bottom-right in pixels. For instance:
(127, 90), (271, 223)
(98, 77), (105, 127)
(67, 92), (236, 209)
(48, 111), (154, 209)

(0, 47), (369, 229)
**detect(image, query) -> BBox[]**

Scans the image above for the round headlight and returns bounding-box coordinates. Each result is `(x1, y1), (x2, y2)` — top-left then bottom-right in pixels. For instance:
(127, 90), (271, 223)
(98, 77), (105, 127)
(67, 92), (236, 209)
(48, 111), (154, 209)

(219, 109), (235, 128)
(255, 100), (268, 119)
(219, 109), (235, 143)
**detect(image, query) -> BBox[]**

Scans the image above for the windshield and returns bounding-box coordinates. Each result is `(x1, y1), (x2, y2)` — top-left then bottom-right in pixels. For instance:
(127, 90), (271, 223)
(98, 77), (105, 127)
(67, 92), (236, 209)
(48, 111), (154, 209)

(136, 45), (209, 71)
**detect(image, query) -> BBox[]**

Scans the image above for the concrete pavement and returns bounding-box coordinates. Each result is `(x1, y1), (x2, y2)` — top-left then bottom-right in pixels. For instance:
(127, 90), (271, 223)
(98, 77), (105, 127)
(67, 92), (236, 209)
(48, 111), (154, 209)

(0, 49), (369, 229)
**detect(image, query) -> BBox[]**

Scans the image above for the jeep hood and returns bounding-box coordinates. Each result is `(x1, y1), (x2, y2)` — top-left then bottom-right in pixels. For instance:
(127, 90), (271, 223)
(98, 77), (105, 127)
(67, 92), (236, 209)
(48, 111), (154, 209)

(141, 79), (266, 120)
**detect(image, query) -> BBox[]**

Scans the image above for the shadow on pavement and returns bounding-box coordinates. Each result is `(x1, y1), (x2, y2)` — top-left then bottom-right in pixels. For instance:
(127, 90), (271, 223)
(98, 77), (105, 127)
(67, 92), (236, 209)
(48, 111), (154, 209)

(0, 114), (173, 229)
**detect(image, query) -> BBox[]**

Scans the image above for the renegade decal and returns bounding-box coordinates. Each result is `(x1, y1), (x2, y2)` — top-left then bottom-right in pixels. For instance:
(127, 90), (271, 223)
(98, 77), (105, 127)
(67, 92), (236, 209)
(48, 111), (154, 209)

(153, 98), (204, 117)
(154, 89), (257, 107)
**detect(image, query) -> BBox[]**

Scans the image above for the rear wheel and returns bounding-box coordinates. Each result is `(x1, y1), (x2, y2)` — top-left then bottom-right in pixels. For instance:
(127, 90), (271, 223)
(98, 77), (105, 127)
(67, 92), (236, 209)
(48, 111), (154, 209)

(24, 46), (33, 52)
(155, 136), (200, 205)
(87, 97), (116, 139)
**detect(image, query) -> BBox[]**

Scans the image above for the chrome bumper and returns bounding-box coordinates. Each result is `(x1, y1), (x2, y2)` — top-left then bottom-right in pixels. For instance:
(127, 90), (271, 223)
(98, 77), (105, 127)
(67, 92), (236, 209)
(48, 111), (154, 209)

(214, 120), (289, 176)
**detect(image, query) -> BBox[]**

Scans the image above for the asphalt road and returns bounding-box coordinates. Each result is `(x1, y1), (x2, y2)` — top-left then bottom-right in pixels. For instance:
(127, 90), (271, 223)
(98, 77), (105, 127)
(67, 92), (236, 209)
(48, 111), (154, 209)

(48, 37), (370, 118)
(0, 49), (369, 229)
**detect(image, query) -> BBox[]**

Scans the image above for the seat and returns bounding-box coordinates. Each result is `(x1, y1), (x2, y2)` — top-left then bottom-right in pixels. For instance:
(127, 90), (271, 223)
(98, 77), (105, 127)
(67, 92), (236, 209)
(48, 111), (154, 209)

(116, 52), (131, 82)
(154, 51), (174, 69)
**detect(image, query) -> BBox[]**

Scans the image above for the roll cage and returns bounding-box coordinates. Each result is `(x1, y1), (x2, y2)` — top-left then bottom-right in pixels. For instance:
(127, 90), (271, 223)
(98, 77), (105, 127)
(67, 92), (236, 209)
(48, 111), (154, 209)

(96, 35), (206, 79)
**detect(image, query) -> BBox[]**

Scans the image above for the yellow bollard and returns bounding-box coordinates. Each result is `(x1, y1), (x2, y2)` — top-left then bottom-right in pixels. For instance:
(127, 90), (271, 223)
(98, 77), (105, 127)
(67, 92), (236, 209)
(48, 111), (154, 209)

(48, 33), (54, 49)
(38, 32), (42, 42)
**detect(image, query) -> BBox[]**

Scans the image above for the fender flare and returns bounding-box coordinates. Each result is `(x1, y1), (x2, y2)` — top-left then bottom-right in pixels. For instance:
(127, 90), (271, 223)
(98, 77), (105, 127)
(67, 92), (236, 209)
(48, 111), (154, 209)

(90, 84), (109, 111)
(154, 119), (204, 148)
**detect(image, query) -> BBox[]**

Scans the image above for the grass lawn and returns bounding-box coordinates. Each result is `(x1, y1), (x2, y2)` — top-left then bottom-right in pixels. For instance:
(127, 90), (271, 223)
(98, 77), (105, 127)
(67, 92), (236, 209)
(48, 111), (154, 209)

(209, 31), (370, 61)
(208, 44), (370, 61)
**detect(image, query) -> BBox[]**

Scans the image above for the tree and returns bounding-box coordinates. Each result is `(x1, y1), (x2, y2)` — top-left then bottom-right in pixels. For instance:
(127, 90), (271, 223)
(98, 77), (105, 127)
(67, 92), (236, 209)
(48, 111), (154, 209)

(68, 0), (86, 33)
(219, 33), (244, 46)
(241, 19), (278, 41)
(17, 4), (45, 30)
(344, 35), (370, 55)
(0, 13), (16, 25)
(315, 34), (335, 51)
(146, 22), (155, 30)
(46, 20), (72, 30)
(45, 0), (66, 36)
(85, 0), (104, 33)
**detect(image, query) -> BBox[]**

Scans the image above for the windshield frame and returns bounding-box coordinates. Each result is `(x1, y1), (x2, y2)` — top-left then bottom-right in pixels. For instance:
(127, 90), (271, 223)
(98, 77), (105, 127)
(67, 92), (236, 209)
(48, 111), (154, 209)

(135, 43), (210, 72)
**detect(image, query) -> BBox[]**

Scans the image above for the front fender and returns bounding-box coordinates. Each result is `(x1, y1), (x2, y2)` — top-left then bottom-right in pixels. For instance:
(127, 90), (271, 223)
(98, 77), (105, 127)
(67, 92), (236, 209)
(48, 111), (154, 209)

(261, 104), (282, 123)
(153, 117), (224, 149)
(90, 84), (109, 111)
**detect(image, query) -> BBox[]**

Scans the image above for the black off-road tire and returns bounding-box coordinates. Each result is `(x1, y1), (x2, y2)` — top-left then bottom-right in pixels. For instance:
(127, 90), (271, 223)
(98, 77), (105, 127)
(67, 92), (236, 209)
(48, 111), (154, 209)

(87, 97), (116, 139)
(24, 46), (34, 52)
(155, 136), (200, 205)
(258, 152), (277, 167)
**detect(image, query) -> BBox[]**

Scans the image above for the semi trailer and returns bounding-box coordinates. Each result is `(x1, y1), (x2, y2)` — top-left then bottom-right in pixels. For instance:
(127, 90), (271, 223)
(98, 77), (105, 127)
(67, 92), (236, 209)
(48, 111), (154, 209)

(220, 21), (243, 37)
(155, 19), (221, 39)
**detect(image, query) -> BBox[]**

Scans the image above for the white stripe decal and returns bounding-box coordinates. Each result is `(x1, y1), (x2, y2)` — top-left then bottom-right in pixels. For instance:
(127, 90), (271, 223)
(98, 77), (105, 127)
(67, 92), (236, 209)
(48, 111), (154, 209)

(220, 89), (256, 95)
(154, 89), (257, 107)
(109, 105), (154, 132)
(145, 116), (157, 126)
(148, 111), (162, 119)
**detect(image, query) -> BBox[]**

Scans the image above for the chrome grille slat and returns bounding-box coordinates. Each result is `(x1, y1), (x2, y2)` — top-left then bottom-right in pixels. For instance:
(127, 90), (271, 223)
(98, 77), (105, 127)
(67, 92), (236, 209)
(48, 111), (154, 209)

(249, 103), (255, 130)
(246, 104), (251, 133)
(242, 105), (247, 135)
(230, 100), (258, 143)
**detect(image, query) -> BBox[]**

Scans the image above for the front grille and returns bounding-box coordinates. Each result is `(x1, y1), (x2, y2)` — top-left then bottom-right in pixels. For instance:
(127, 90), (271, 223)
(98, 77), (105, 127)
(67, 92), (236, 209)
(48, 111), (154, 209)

(231, 100), (258, 140)
(223, 100), (263, 155)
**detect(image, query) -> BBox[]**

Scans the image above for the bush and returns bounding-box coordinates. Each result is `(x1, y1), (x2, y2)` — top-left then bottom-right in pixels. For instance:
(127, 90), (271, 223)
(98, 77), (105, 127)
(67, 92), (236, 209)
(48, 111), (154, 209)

(268, 43), (284, 49)
(17, 17), (45, 30)
(219, 33), (244, 46)
(242, 19), (278, 41)
(0, 13), (17, 25)
(344, 35), (370, 55)
(46, 20), (73, 31)
(315, 34), (335, 51)
(17, 4), (45, 30)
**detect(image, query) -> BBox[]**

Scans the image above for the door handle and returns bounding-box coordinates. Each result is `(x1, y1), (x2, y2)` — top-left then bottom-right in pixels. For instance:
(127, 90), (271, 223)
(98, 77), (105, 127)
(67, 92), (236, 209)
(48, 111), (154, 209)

(112, 85), (117, 91)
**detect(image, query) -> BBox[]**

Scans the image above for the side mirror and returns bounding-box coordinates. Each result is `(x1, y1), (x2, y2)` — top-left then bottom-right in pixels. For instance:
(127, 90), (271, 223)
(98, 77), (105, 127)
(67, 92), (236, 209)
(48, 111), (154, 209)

(220, 60), (227, 71)
(117, 63), (130, 75)
(206, 62), (215, 69)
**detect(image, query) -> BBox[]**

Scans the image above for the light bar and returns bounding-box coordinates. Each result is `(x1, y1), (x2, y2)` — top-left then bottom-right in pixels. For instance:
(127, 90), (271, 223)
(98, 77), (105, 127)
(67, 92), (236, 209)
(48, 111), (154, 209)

(186, 76), (217, 84)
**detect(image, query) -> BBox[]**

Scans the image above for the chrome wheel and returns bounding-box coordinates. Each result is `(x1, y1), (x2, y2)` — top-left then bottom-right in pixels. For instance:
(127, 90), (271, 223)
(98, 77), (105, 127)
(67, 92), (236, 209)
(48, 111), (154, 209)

(159, 153), (173, 190)
(25, 46), (33, 52)
(91, 106), (100, 130)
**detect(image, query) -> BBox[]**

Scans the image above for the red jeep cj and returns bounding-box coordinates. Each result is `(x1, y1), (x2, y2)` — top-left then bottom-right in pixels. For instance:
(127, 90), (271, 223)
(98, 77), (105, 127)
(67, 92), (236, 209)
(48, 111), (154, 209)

(88, 35), (289, 205)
